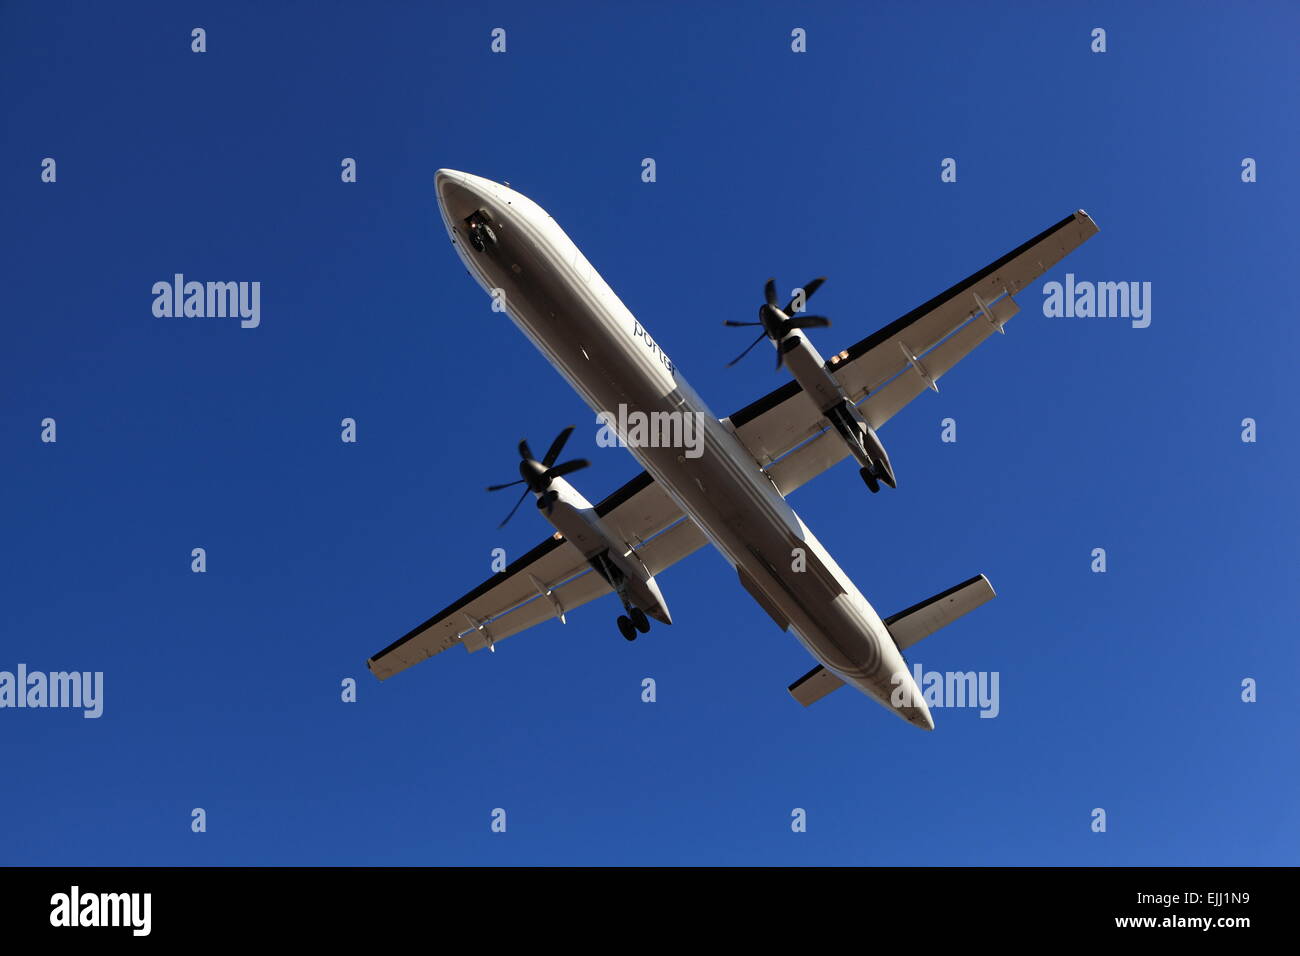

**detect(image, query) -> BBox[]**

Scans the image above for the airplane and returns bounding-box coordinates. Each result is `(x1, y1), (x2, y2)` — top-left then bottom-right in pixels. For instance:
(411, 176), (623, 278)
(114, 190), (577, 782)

(367, 169), (1099, 730)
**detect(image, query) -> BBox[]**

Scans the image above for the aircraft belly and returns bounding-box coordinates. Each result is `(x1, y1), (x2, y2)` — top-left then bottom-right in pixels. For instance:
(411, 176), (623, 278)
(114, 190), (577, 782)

(472, 196), (919, 715)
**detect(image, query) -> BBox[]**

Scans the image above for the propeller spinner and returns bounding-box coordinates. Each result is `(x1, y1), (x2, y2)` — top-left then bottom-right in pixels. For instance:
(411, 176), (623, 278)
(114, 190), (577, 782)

(724, 277), (832, 369)
(485, 425), (590, 528)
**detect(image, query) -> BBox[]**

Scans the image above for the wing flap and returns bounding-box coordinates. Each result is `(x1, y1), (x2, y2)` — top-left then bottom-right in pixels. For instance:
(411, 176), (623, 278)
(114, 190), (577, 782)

(831, 210), (1097, 405)
(765, 429), (850, 496)
(636, 515), (709, 576)
(458, 566), (614, 653)
(369, 468), (707, 680)
(727, 210), (1099, 473)
(367, 536), (593, 679)
(596, 472), (678, 541)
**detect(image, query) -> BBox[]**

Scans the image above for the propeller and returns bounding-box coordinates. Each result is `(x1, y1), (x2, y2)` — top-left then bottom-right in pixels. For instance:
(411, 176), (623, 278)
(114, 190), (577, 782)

(485, 425), (590, 528)
(725, 277), (831, 369)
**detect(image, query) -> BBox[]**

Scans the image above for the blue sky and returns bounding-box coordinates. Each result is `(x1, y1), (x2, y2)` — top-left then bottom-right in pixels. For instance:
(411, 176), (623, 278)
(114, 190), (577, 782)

(2, 1), (1296, 865)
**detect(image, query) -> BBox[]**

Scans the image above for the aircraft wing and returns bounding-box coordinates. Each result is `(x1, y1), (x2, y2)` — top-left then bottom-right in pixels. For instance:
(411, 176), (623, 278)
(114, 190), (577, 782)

(370, 211), (1097, 678)
(725, 210), (1100, 493)
(367, 472), (708, 679)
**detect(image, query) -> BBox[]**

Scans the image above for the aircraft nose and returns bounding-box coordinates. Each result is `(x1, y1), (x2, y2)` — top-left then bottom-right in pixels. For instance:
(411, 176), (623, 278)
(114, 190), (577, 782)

(435, 168), (473, 212)
(434, 168), (464, 192)
(910, 703), (935, 731)
(435, 169), (504, 234)
(889, 666), (935, 731)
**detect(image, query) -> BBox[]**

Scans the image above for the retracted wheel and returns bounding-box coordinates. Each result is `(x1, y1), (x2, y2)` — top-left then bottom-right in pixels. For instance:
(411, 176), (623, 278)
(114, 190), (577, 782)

(860, 467), (880, 494)
(467, 217), (497, 253)
(630, 607), (650, 633)
(617, 615), (638, 641)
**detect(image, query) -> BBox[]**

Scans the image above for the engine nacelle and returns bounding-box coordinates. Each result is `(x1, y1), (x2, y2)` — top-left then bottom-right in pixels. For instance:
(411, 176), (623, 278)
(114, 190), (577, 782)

(778, 330), (896, 490)
(825, 400), (896, 489)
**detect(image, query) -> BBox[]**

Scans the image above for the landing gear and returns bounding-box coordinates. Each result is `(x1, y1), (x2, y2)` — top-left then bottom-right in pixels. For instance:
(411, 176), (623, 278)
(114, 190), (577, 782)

(465, 209), (498, 252)
(860, 467), (880, 494)
(468, 221), (496, 252)
(617, 608), (651, 641)
(592, 549), (654, 643)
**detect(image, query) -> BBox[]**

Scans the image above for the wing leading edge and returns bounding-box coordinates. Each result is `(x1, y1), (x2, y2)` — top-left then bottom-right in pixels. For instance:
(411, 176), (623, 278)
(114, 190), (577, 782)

(727, 210), (1100, 492)
(367, 471), (708, 680)
(369, 211), (1098, 678)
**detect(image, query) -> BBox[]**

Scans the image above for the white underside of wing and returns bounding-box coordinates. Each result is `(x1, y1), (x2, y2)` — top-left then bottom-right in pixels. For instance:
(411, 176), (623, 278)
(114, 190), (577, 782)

(731, 211), (1100, 494)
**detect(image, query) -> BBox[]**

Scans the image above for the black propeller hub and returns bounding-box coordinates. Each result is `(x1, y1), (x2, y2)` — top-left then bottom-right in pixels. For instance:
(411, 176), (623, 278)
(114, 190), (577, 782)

(519, 457), (549, 492)
(759, 303), (788, 339)
(724, 276), (833, 370)
(486, 425), (591, 529)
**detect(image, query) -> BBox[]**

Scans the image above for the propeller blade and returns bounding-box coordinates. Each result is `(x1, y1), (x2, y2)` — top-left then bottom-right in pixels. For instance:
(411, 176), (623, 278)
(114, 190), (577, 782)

(486, 479), (526, 492)
(784, 314), (831, 331)
(545, 458), (590, 480)
(783, 277), (826, 314)
(723, 320), (762, 327)
(764, 278), (778, 308)
(541, 425), (575, 467)
(727, 331), (768, 367)
(497, 487), (530, 529)
(518, 439), (534, 461)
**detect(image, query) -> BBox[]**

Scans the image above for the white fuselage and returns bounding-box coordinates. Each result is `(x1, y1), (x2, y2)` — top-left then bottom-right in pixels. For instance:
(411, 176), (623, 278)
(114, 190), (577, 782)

(434, 170), (932, 729)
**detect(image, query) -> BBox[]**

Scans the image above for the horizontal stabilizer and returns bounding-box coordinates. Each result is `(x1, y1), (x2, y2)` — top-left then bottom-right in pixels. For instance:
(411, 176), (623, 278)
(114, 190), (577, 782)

(884, 574), (996, 651)
(787, 575), (995, 707)
(788, 664), (845, 707)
